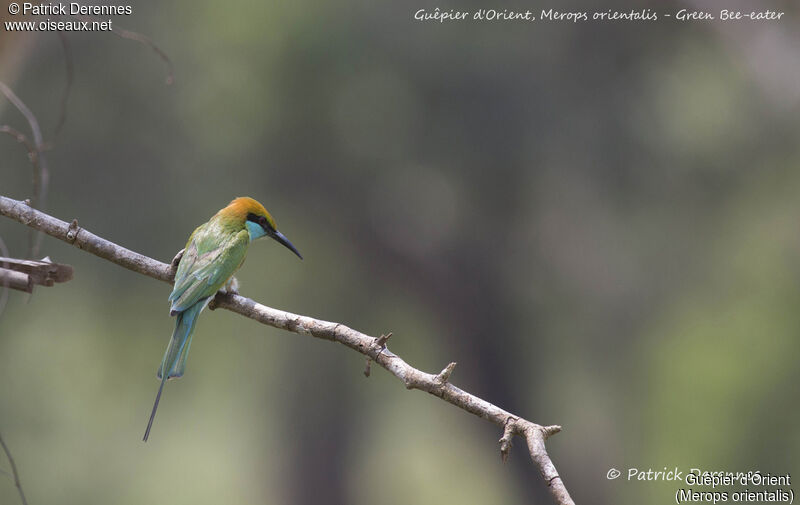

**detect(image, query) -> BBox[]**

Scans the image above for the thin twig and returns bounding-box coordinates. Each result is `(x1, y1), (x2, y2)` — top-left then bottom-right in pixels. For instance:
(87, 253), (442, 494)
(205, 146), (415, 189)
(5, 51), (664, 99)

(0, 126), (39, 169)
(0, 195), (574, 505)
(0, 85), (44, 149)
(434, 361), (457, 385)
(114, 26), (174, 85)
(499, 417), (515, 463)
(0, 432), (29, 505)
(0, 237), (9, 317)
(52, 33), (74, 140)
(71, 15), (174, 85)
(0, 82), (49, 258)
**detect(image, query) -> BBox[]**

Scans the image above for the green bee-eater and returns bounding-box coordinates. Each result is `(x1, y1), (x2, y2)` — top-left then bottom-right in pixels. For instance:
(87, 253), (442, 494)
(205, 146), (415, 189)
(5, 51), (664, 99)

(143, 197), (302, 442)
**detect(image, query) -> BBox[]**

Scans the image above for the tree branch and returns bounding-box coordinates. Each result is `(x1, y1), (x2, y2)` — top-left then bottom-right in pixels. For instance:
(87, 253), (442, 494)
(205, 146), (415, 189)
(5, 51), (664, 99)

(0, 195), (574, 505)
(0, 268), (32, 293)
(0, 257), (73, 293)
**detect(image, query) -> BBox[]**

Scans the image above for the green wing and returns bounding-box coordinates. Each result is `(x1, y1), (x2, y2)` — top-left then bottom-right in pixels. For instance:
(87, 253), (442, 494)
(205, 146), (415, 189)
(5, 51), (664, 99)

(168, 223), (249, 314)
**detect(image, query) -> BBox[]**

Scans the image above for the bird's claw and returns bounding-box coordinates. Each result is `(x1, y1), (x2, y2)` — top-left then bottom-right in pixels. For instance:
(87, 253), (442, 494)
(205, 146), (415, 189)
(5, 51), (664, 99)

(167, 249), (185, 282)
(171, 249), (185, 267)
(222, 276), (240, 295)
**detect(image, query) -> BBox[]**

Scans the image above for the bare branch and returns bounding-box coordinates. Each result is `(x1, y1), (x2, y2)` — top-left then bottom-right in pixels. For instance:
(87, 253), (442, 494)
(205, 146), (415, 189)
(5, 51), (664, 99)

(0, 269), (32, 293)
(0, 257), (73, 290)
(0, 197), (172, 282)
(0, 195), (574, 505)
(0, 431), (29, 505)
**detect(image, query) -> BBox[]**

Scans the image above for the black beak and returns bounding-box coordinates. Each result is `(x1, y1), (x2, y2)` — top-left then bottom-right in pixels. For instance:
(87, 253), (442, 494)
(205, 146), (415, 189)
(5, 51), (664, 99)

(270, 230), (303, 260)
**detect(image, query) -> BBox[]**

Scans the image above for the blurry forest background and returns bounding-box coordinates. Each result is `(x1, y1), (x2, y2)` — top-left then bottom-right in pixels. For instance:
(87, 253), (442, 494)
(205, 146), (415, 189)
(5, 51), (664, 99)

(1, 0), (799, 503)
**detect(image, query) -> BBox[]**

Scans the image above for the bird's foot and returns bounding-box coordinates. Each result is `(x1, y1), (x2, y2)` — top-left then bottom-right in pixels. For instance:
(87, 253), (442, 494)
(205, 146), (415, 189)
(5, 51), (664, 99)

(210, 277), (239, 311)
(221, 276), (240, 295)
(168, 248), (185, 280)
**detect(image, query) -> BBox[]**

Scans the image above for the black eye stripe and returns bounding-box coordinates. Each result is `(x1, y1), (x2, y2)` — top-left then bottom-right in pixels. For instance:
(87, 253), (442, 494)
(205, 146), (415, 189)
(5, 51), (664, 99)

(246, 212), (273, 231)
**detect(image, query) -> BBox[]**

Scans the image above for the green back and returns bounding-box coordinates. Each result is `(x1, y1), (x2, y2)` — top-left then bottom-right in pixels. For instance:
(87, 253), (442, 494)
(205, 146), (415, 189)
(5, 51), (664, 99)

(169, 218), (249, 313)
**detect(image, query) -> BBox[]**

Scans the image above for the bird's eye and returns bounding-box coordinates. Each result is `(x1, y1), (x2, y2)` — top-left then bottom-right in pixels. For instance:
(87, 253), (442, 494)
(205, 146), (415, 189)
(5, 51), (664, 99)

(259, 216), (268, 226)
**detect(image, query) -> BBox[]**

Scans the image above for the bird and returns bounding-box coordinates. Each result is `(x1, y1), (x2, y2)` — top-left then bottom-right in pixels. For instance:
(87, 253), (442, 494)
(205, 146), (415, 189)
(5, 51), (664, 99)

(143, 197), (302, 442)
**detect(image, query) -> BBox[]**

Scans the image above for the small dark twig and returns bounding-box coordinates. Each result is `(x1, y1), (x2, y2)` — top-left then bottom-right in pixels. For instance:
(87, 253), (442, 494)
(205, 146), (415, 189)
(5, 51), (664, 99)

(0, 84), (44, 149)
(115, 27), (174, 85)
(0, 126), (42, 267)
(372, 331), (394, 362)
(0, 431), (29, 505)
(0, 126), (39, 166)
(72, 15), (174, 85)
(375, 332), (393, 348)
(0, 81), (50, 258)
(499, 417), (515, 463)
(434, 362), (457, 385)
(52, 33), (74, 140)
(0, 237), (9, 317)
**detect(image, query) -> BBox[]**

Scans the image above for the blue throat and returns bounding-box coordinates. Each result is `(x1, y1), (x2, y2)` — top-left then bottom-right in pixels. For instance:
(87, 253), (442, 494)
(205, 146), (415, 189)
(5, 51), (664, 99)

(245, 220), (267, 242)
